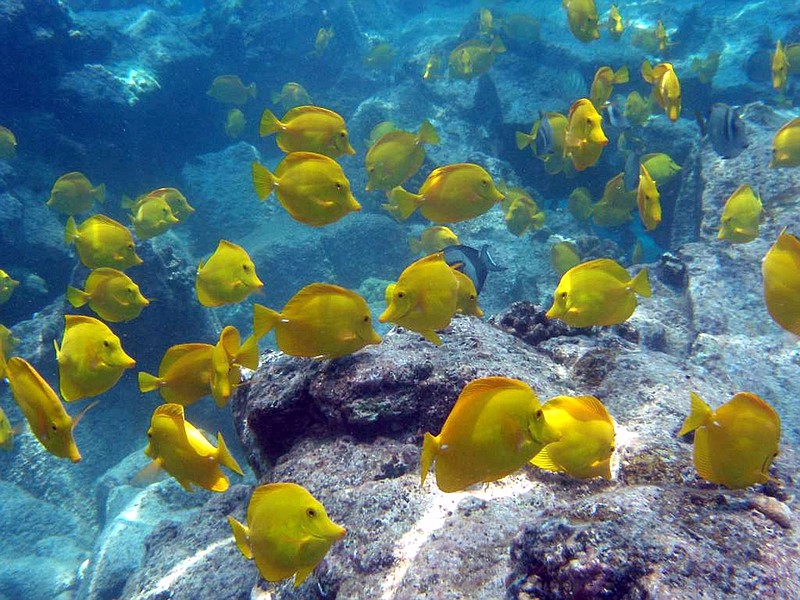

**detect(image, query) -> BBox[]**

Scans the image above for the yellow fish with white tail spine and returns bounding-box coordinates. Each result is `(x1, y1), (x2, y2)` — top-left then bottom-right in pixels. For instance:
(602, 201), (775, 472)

(195, 240), (263, 307)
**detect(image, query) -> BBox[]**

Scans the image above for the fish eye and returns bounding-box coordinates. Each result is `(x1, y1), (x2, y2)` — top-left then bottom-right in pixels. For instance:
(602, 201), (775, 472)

(339, 132), (346, 138)
(481, 179), (489, 186)
(127, 243), (135, 250)
(397, 291), (405, 299)
(306, 507), (317, 518)
(103, 340), (110, 348)
(242, 264), (250, 272)
(335, 182), (343, 191)
(535, 409), (543, 418)
(470, 294), (476, 301)
(147, 432), (152, 438)
(51, 423), (58, 431)
(363, 315), (370, 322)
(586, 118), (592, 125)
(560, 291), (568, 299)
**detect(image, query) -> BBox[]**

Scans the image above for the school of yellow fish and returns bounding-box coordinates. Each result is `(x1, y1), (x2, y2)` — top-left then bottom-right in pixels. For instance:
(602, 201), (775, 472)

(1, 1), (799, 588)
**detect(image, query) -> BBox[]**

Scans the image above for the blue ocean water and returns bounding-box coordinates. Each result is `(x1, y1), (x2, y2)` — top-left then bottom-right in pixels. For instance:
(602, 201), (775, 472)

(0, 0), (799, 597)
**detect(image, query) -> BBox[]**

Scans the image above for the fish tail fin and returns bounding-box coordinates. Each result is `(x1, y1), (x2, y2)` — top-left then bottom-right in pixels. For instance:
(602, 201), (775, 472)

(420, 432), (440, 487)
(248, 83), (257, 99)
(408, 237), (422, 254)
(121, 194), (135, 209)
(94, 183), (106, 204)
(258, 108), (282, 137)
(227, 516), (253, 560)
(251, 162), (277, 201)
(631, 268), (651, 298)
(383, 186), (422, 221)
(418, 120), (440, 145)
(515, 131), (532, 150)
(65, 286), (90, 308)
(614, 65), (630, 84)
(137, 371), (164, 393)
(490, 36), (506, 54)
(641, 59), (654, 83)
(253, 303), (280, 339)
(64, 217), (79, 246)
(236, 334), (259, 370)
(217, 433), (244, 476)
(679, 392), (713, 436)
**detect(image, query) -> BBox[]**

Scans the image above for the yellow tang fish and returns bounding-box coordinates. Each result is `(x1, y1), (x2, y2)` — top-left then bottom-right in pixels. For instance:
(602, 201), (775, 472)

(253, 283), (381, 360)
(206, 75), (256, 105)
(195, 240), (263, 307)
(637, 163), (661, 231)
(54, 314), (136, 401)
(500, 185), (545, 236)
(691, 52), (721, 84)
(593, 172), (636, 221)
(0, 125), (17, 160)
(0, 324), (19, 360)
(772, 40), (789, 92)
(66, 267), (149, 323)
(252, 153), (361, 227)
(448, 37), (506, 80)
(550, 241), (581, 276)
(123, 188), (195, 222)
(271, 82), (312, 111)
(564, 98), (608, 171)
(379, 253), (460, 345)
(423, 54), (443, 81)
(590, 66), (629, 109)
(642, 60), (681, 122)
(1, 354), (94, 462)
(210, 325), (259, 408)
(640, 153), (681, 187)
(608, 5), (624, 41)
(421, 376), (560, 492)
(224, 108), (246, 139)
(0, 405), (16, 450)
(47, 172), (105, 216)
(383, 163), (504, 223)
(568, 187), (593, 222)
(718, 184), (762, 243)
(366, 121), (397, 147)
(0, 270), (19, 305)
(516, 112), (570, 175)
(129, 193), (180, 240)
(315, 26), (334, 55)
(769, 116), (800, 168)
(65, 215), (142, 271)
(143, 403), (243, 492)
(562, 0), (600, 43)
(365, 120), (440, 191)
(655, 20), (669, 53)
(531, 395), (615, 480)
(452, 268), (484, 318)
(679, 392), (780, 489)
(762, 229), (800, 335)
(623, 91), (652, 127)
(227, 482), (346, 587)
(408, 226), (460, 255)
(546, 258), (651, 327)
(363, 43), (395, 71)
(259, 105), (355, 158)
(138, 343), (215, 406)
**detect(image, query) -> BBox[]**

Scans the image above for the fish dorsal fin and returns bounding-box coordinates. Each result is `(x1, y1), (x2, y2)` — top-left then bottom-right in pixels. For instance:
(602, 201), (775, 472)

(284, 151), (335, 167)
(548, 395), (611, 423)
(218, 326), (242, 357)
(283, 105), (338, 121)
(572, 258), (629, 283)
(454, 377), (532, 418)
(154, 403), (189, 443)
(530, 445), (561, 472)
(284, 282), (352, 313)
(64, 314), (101, 330)
(249, 482), (298, 518)
(161, 343), (213, 374)
(727, 392), (780, 426)
(86, 214), (125, 228)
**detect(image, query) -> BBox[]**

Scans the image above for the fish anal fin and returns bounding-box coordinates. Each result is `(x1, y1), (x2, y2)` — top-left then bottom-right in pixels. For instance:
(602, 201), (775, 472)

(692, 429), (716, 484)
(530, 445), (561, 472)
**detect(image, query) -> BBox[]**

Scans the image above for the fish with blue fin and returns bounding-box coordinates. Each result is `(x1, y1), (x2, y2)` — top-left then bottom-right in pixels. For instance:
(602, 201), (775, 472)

(443, 244), (506, 295)
(696, 103), (749, 159)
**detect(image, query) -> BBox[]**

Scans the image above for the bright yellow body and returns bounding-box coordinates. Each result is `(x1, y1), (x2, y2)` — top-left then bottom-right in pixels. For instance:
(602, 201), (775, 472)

(0, 270), (19, 305)
(550, 242), (581, 275)
(65, 215), (142, 271)
(448, 37), (505, 80)
(679, 392), (780, 489)
(383, 163), (504, 223)
(637, 164), (661, 231)
(130, 195), (180, 240)
(253, 283), (381, 360)
(2, 356), (82, 461)
(252, 153), (360, 227)
(501, 186), (544, 236)
(209, 325), (259, 407)
(592, 173), (635, 227)
(590, 66), (629, 109)
(259, 106), (355, 158)
(206, 75), (256, 105)
(55, 315), (136, 401)
(770, 117), (800, 168)
(365, 121), (439, 191)
(421, 377), (560, 493)
(227, 482), (346, 587)
(126, 188), (194, 222)
(641, 153), (681, 186)
(608, 5), (624, 40)
(379, 254), (460, 345)
(138, 343), (215, 406)
(531, 395), (615, 479)
(144, 403), (243, 492)
(563, 0), (600, 42)
(772, 40), (789, 92)
(642, 61), (681, 122)
(408, 226), (460, 254)
(718, 184), (762, 243)
(762, 230), (800, 335)
(565, 98), (608, 171)
(47, 172), (105, 215)
(546, 258), (651, 327)
(67, 267), (149, 322)
(195, 240), (263, 307)
(624, 91), (652, 127)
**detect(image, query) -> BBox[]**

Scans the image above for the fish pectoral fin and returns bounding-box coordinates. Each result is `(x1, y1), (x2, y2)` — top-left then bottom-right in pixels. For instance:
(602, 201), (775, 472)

(419, 329), (443, 345)
(131, 460), (164, 487)
(293, 563), (317, 587)
(530, 445), (561, 472)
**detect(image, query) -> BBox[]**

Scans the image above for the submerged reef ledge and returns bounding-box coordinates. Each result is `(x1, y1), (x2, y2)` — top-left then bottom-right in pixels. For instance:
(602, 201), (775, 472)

(125, 308), (799, 599)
